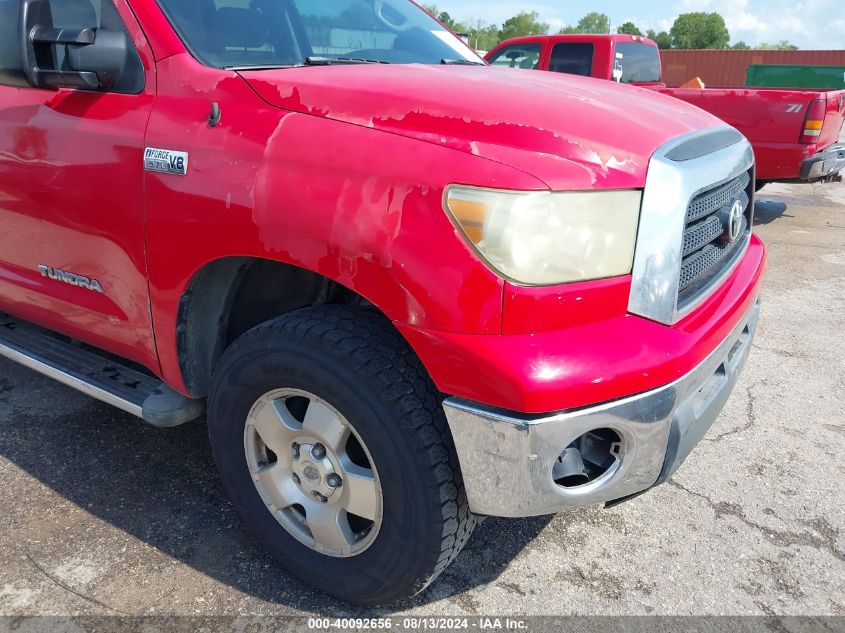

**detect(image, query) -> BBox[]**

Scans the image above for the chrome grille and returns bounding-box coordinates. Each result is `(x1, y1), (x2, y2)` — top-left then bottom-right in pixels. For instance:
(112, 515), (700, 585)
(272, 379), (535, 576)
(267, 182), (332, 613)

(686, 172), (750, 223)
(628, 128), (754, 325)
(682, 215), (724, 256)
(677, 170), (753, 308)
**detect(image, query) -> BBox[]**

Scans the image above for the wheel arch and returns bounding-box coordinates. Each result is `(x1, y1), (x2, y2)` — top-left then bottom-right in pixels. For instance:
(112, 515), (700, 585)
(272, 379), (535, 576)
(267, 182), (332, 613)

(176, 256), (382, 398)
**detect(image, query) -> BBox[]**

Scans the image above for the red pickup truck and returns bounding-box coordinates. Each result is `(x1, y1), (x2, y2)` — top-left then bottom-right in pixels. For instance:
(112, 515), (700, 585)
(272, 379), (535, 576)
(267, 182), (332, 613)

(0, 0), (765, 604)
(486, 34), (845, 188)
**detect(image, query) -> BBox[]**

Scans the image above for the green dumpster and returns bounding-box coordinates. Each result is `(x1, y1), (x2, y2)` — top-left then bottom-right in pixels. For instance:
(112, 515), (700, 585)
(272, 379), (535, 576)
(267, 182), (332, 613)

(746, 64), (845, 89)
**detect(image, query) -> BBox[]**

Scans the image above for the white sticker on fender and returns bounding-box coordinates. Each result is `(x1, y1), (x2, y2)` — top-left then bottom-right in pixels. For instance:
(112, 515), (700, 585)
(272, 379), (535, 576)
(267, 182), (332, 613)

(144, 147), (189, 176)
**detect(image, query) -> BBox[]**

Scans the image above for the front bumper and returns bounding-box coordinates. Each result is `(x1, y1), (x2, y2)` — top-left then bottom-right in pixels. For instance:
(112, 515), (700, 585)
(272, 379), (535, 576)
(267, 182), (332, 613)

(443, 297), (761, 518)
(801, 143), (845, 181)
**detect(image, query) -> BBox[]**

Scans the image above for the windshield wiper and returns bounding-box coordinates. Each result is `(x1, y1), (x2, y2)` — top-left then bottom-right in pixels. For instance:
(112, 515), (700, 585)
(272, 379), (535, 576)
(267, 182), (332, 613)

(226, 64), (299, 71)
(441, 58), (485, 66)
(304, 56), (390, 66)
(225, 57), (390, 71)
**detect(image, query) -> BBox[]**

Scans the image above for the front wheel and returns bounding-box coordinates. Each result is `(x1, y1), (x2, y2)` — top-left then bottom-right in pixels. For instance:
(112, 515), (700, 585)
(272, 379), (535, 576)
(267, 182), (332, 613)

(208, 306), (477, 605)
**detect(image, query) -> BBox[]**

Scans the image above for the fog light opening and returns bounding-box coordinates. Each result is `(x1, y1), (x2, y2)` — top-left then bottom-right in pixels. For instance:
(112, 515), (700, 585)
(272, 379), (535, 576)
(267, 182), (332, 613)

(553, 428), (623, 489)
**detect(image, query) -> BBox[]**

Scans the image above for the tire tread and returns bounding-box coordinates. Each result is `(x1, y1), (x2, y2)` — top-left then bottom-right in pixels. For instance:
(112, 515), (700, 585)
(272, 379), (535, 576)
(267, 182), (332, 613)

(216, 305), (477, 601)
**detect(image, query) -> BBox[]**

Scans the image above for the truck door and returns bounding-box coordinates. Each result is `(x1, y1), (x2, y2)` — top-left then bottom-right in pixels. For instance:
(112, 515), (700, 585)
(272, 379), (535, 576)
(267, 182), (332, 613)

(0, 0), (159, 370)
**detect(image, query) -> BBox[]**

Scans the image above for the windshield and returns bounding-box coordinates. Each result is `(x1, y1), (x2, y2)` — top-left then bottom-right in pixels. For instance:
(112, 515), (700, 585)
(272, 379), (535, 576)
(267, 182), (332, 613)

(157, 0), (482, 69)
(614, 42), (661, 84)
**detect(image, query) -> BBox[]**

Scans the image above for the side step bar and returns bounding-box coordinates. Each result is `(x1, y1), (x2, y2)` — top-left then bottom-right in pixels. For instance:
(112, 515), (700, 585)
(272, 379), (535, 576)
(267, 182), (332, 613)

(0, 315), (204, 427)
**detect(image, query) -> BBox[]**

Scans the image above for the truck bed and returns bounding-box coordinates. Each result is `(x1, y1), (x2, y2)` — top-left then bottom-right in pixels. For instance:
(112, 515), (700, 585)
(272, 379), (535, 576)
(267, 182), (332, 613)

(653, 86), (845, 181)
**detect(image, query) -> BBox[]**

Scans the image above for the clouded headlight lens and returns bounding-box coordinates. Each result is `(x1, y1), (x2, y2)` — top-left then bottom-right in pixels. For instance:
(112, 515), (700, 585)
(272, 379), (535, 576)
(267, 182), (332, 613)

(444, 186), (642, 285)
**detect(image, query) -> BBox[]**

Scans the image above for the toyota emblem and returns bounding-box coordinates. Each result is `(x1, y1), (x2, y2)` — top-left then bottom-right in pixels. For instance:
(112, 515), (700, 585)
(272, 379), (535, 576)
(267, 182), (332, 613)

(720, 199), (744, 244)
(728, 200), (744, 242)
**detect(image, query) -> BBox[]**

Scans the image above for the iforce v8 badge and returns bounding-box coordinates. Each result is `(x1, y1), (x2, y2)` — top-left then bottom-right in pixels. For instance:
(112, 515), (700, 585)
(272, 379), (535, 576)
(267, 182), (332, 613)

(144, 147), (189, 176)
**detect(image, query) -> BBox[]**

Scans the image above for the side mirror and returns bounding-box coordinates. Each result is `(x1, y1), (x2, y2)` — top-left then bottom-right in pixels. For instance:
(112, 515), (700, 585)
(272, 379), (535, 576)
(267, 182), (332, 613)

(20, 0), (130, 91)
(67, 30), (130, 91)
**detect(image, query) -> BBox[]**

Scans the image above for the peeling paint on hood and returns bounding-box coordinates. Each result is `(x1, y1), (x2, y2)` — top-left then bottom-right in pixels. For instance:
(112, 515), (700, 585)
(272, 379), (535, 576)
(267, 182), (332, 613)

(240, 64), (725, 190)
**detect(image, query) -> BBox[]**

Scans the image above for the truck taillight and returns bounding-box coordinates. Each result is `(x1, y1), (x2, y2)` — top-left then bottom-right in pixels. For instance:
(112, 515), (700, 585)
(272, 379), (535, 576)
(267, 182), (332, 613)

(799, 99), (826, 144)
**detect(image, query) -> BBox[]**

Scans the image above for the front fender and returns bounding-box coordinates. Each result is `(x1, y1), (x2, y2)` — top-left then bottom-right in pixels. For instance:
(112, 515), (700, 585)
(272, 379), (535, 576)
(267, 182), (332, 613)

(143, 56), (547, 393)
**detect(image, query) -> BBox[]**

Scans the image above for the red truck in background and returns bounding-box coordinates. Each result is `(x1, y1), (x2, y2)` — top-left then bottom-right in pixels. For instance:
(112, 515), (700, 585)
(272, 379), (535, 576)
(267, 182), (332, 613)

(486, 34), (845, 188)
(1, 0), (765, 605)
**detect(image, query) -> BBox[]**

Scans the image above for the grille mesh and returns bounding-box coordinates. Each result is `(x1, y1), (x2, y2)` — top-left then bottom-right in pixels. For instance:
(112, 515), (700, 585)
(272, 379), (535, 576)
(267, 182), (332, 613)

(687, 172), (750, 224)
(679, 217), (748, 290)
(677, 171), (753, 306)
(683, 215), (724, 257)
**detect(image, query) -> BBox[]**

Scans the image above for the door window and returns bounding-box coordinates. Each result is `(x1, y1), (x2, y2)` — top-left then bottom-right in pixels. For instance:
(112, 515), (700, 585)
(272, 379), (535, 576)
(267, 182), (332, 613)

(548, 42), (594, 77)
(614, 42), (660, 84)
(487, 44), (541, 70)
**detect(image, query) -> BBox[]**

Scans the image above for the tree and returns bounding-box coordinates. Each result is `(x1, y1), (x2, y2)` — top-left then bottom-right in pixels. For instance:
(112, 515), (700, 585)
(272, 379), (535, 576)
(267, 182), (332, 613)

(464, 18), (500, 52)
(500, 11), (548, 40)
(421, 5), (462, 31)
(422, 5), (546, 52)
(559, 12), (610, 34)
(617, 21), (644, 36)
(731, 41), (751, 50)
(670, 12), (730, 49)
(438, 11), (458, 29)
(576, 12), (611, 34)
(647, 29), (673, 49)
(758, 40), (799, 50)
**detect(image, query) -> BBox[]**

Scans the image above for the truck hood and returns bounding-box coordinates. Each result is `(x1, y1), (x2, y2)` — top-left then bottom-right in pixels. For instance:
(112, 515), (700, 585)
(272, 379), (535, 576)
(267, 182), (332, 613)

(240, 64), (723, 189)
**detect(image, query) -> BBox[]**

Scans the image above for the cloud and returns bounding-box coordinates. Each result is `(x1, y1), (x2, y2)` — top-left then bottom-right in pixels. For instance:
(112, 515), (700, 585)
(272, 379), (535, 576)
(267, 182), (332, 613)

(545, 18), (566, 32)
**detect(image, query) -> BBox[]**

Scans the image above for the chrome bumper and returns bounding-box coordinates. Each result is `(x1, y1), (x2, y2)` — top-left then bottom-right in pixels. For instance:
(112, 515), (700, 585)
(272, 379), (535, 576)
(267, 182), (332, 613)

(443, 298), (761, 518)
(801, 143), (845, 180)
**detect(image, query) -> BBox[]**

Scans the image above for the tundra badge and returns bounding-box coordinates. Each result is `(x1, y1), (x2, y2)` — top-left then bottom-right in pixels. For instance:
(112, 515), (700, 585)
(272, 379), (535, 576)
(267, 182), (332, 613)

(144, 147), (189, 176)
(38, 265), (104, 293)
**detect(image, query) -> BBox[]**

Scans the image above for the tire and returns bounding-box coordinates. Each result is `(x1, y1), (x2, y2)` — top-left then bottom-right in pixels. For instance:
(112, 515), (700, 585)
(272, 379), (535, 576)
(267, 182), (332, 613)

(208, 305), (477, 605)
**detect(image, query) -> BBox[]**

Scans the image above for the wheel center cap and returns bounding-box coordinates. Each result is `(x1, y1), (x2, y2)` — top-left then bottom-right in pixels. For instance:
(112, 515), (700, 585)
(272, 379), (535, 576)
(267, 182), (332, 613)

(292, 442), (340, 499)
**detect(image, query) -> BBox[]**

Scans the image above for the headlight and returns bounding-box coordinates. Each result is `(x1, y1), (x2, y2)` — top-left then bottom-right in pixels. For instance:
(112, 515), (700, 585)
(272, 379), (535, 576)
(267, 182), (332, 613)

(444, 186), (642, 285)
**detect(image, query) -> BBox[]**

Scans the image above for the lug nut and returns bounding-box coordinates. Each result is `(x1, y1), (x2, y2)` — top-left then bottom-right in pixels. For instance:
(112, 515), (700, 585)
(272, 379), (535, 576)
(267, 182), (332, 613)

(326, 474), (343, 489)
(311, 443), (326, 460)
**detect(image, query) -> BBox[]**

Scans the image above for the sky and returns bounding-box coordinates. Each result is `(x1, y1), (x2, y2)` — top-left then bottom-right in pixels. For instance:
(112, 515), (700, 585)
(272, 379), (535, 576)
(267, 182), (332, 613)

(433, 0), (845, 49)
